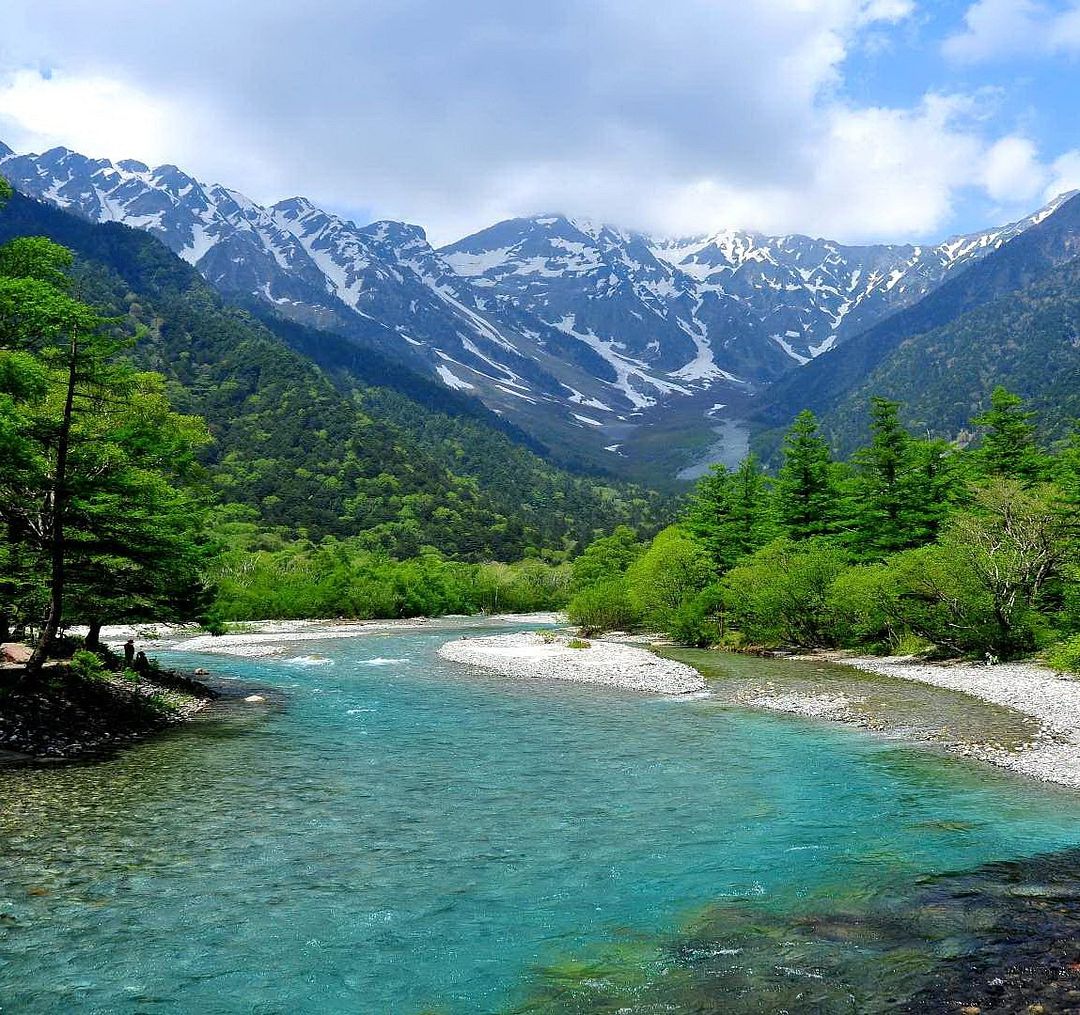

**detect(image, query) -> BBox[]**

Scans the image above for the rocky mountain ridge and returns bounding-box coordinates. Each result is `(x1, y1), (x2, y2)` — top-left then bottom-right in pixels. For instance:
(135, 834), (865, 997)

(1, 141), (1072, 472)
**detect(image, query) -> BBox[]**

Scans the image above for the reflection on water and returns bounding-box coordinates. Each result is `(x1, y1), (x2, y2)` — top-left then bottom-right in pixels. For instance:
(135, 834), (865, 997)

(1, 623), (1079, 1014)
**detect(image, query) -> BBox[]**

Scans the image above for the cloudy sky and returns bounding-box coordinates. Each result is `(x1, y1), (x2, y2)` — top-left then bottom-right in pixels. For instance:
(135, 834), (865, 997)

(1, 0), (1078, 245)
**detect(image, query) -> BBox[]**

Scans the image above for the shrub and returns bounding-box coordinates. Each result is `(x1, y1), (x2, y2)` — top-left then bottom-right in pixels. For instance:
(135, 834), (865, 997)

(1046, 635), (1080, 674)
(722, 538), (849, 648)
(567, 579), (640, 635)
(625, 526), (714, 629)
(668, 584), (726, 647)
(70, 649), (108, 683)
(567, 638), (591, 649)
(827, 564), (902, 649)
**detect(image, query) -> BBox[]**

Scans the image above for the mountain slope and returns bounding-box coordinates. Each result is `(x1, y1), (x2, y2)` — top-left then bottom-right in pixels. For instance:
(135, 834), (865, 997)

(803, 255), (1080, 452)
(4, 141), (1076, 479)
(0, 190), (664, 557)
(752, 192), (1080, 453)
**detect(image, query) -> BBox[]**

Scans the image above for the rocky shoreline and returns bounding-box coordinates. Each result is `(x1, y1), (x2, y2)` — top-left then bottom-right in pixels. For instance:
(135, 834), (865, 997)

(703, 649), (1080, 788)
(438, 631), (706, 694)
(0, 665), (216, 762)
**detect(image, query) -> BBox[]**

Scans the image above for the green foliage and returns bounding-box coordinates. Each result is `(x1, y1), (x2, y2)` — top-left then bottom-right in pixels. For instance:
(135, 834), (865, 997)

(775, 411), (843, 540)
(570, 526), (644, 590)
(683, 456), (774, 571)
(971, 386), (1047, 485)
(70, 649), (107, 682)
(879, 482), (1070, 657)
(567, 579), (640, 635)
(209, 538), (569, 621)
(721, 538), (849, 648)
(625, 526), (714, 629)
(604, 386), (1080, 656)
(0, 223), (215, 656)
(567, 638), (591, 649)
(851, 398), (957, 557)
(1046, 635), (1080, 674)
(826, 563), (903, 650)
(667, 584), (726, 648)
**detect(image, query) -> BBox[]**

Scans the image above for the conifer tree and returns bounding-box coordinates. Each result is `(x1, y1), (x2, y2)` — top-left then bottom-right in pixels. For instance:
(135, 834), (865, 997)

(0, 226), (214, 670)
(775, 410), (841, 540)
(971, 386), (1046, 485)
(852, 398), (956, 556)
(684, 455), (773, 571)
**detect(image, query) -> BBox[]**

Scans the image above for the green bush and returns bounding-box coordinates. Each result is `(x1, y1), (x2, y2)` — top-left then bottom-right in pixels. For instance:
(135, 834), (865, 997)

(827, 564), (902, 649)
(1046, 635), (1080, 674)
(722, 538), (849, 648)
(567, 579), (640, 635)
(668, 585), (726, 647)
(625, 526), (714, 629)
(70, 649), (108, 682)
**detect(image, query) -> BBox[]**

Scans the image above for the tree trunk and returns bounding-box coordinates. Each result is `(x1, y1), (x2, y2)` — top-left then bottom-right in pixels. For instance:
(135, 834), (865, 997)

(27, 326), (78, 675)
(85, 620), (102, 652)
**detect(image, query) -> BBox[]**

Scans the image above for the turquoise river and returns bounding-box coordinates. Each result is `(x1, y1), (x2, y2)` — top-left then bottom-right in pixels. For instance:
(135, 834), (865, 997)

(4, 619), (1080, 1013)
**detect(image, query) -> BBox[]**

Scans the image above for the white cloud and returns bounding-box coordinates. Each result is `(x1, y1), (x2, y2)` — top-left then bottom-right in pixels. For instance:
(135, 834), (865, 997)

(0, 69), (178, 162)
(944, 0), (1080, 62)
(1044, 149), (1080, 199)
(0, 0), (1070, 244)
(980, 135), (1047, 202)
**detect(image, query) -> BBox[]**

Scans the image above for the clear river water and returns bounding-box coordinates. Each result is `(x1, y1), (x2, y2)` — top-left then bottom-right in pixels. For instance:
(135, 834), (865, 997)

(4, 619), (1080, 1013)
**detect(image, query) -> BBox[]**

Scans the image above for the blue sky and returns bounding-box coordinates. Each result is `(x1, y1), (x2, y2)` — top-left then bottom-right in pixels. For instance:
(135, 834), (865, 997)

(0, 1), (1078, 245)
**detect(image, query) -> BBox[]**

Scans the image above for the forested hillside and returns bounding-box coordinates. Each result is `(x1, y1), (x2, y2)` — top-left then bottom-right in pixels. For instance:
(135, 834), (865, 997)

(0, 191), (664, 561)
(809, 257), (1080, 452)
(753, 192), (1080, 456)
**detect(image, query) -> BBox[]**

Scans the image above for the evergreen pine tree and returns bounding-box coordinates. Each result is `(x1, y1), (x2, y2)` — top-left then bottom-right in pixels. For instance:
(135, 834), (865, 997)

(971, 386), (1046, 485)
(775, 410), (841, 540)
(684, 455), (773, 571)
(851, 398), (956, 556)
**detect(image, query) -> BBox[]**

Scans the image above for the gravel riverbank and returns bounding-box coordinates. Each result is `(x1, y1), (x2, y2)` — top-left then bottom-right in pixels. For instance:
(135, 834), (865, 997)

(438, 631), (706, 695)
(837, 655), (1080, 787)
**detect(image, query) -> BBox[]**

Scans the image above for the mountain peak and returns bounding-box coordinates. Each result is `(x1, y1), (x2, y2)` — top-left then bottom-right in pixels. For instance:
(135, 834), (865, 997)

(272, 196), (321, 219)
(360, 220), (428, 246)
(0, 140), (12, 159)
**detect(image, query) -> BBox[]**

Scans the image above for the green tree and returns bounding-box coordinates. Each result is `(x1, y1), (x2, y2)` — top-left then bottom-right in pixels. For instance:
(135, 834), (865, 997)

(0, 229), (215, 667)
(971, 386), (1046, 485)
(683, 455), (773, 572)
(775, 410), (842, 540)
(625, 526), (713, 629)
(721, 538), (849, 648)
(851, 399), (958, 556)
(567, 580), (640, 635)
(885, 480), (1070, 657)
(570, 526), (643, 591)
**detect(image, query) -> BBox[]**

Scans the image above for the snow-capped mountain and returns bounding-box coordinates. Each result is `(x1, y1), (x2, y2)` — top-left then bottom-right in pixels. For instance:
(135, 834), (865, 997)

(445, 202), (1071, 372)
(0, 145), (693, 426)
(0, 141), (1072, 461)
